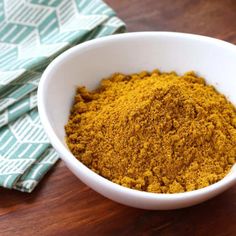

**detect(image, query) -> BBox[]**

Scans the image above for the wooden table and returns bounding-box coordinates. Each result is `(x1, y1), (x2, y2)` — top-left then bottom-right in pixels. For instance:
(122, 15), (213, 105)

(1, 1), (236, 235)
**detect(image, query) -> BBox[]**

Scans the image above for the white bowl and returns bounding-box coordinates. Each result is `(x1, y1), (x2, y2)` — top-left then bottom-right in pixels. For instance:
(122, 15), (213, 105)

(38, 32), (236, 210)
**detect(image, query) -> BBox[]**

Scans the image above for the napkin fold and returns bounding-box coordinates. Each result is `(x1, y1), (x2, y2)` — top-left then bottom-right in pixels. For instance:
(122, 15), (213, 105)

(0, 0), (125, 192)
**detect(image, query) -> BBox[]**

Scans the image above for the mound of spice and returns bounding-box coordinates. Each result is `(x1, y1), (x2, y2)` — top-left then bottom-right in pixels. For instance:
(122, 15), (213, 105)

(65, 70), (236, 193)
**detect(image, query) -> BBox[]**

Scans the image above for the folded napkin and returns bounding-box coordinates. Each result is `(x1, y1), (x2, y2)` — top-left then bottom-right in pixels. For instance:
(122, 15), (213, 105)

(0, 0), (125, 192)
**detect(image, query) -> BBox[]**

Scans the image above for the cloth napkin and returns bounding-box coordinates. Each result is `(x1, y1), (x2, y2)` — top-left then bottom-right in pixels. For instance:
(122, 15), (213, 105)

(0, 0), (125, 192)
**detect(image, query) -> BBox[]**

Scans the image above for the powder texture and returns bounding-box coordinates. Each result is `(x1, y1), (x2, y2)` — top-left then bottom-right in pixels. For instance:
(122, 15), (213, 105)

(65, 70), (236, 193)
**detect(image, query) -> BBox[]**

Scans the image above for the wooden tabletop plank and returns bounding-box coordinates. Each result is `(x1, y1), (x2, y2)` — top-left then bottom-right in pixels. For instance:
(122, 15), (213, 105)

(1, 1), (236, 235)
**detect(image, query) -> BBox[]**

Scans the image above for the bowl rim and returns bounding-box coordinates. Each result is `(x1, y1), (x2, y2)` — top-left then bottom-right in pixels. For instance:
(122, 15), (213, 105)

(38, 31), (236, 200)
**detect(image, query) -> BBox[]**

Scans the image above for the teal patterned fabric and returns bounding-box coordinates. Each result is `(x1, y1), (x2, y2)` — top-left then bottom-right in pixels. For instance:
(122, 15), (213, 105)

(0, 0), (125, 192)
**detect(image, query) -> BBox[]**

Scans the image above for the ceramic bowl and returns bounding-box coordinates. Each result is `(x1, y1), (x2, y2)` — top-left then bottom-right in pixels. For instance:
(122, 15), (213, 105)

(38, 32), (236, 210)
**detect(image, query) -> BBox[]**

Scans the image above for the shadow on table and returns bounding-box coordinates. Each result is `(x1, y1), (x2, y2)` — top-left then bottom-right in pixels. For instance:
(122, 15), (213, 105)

(0, 161), (60, 208)
(0, 161), (235, 236)
(74, 187), (236, 236)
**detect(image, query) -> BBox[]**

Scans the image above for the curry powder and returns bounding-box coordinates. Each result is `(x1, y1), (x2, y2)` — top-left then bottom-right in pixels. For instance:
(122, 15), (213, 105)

(65, 70), (236, 193)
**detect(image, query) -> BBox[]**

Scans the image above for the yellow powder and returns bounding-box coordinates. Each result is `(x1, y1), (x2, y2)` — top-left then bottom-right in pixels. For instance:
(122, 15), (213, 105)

(65, 70), (236, 193)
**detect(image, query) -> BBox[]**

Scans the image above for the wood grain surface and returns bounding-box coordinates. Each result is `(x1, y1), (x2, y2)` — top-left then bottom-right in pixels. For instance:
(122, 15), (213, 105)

(1, 0), (236, 235)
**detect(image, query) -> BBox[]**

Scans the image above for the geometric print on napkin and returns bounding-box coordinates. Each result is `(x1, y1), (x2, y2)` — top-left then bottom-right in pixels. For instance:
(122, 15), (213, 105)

(0, 0), (126, 192)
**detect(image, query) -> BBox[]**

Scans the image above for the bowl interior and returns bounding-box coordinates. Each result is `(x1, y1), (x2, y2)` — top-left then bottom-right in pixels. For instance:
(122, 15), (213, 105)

(43, 32), (236, 146)
(39, 32), (236, 208)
